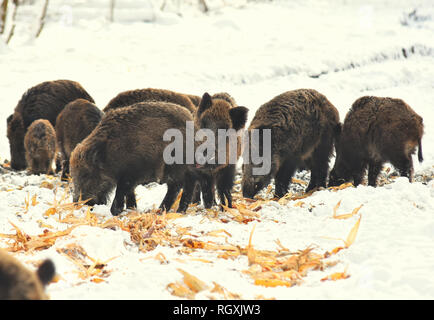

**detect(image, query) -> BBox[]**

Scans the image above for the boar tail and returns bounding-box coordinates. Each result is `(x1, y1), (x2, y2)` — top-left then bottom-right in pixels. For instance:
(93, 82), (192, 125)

(418, 138), (423, 162)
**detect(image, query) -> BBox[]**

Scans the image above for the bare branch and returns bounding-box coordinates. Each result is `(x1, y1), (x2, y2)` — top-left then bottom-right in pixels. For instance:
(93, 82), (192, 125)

(0, 0), (8, 35)
(35, 0), (49, 38)
(6, 0), (17, 44)
(109, 0), (115, 22)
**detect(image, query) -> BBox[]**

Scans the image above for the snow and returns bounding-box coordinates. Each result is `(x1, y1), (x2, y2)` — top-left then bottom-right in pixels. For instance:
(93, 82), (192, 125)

(0, 0), (433, 300)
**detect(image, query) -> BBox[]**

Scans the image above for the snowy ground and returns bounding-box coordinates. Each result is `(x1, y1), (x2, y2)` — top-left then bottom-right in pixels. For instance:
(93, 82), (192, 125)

(0, 0), (433, 300)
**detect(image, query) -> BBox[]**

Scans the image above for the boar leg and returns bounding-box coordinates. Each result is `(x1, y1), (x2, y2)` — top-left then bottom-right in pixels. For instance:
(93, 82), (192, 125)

(352, 161), (368, 186)
(392, 155), (414, 182)
(199, 172), (216, 208)
(125, 191), (137, 209)
(216, 164), (235, 208)
(306, 137), (334, 192)
(275, 159), (297, 198)
(367, 160), (383, 186)
(191, 183), (202, 204)
(178, 171), (198, 213)
(61, 159), (70, 180)
(160, 180), (182, 212)
(111, 180), (135, 215)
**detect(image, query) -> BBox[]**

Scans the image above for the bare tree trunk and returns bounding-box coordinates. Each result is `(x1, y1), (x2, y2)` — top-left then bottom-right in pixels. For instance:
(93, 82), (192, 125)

(6, 0), (17, 44)
(109, 0), (115, 22)
(198, 0), (209, 13)
(35, 0), (49, 38)
(0, 0), (8, 35)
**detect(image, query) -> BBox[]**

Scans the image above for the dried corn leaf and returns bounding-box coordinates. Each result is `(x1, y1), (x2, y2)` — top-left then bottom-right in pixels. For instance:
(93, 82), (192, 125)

(44, 207), (57, 217)
(333, 204), (363, 220)
(254, 278), (293, 288)
(90, 278), (105, 283)
(329, 182), (353, 191)
(321, 270), (350, 282)
(167, 282), (195, 299)
(205, 229), (232, 238)
(344, 215), (362, 248)
(177, 268), (208, 293)
(291, 178), (307, 185)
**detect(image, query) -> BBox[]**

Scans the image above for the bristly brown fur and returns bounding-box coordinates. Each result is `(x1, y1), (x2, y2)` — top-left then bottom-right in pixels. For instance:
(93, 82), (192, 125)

(7, 80), (95, 171)
(70, 101), (201, 216)
(0, 249), (55, 300)
(55, 98), (103, 180)
(329, 96), (424, 187)
(192, 92), (248, 209)
(242, 89), (340, 198)
(103, 88), (197, 114)
(24, 119), (56, 175)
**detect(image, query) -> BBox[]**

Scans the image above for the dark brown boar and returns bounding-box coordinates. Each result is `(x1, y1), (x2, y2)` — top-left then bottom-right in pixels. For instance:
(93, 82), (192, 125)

(192, 92), (248, 208)
(242, 89), (340, 199)
(103, 88), (197, 114)
(7, 80), (95, 171)
(328, 96), (424, 187)
(55, 98), (104, 180)
(70, 101), (200, 216)
(0, 249), (55, 300)
(24, 119), (56, 175)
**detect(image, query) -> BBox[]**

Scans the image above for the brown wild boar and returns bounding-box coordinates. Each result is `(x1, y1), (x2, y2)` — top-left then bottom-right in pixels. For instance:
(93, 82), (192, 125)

(0, 249), (55, 300)
(193, 92), (248, 208)
(55, 98), (104, 180)
(24, 119), (56, 175)
(70, 101), (200, 216)
(103, 88), (197, 114)
(7, 80), (95, 171)
(242, 89), (340, 198)
(328, 96), (424, 187)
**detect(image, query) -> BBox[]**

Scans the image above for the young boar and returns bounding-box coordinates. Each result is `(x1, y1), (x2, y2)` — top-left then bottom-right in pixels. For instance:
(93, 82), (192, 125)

(103, 88), (197, 114)
(55, 99), (104, 180)
(0, 249), (55, 300)
(24, 119), (56, 175)
(328, 96), (424, 187)
(7, 80), (95, 170)
(193, 92), (248, 208)
(242, 89), (340, 199)
(70, 101), (199, 216)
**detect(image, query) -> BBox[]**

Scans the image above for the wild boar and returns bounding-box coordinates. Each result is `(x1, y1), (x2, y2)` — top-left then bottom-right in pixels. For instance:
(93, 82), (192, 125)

(7, 80), (95, 170)
(70, 101), (200, 216)
(23, 119), (56, 175)
(328, 96), (424, 187)
(242, 89), (340, 198)
(0, 249), (55, 300)
(193, 92), (248, 208)
(103, 88), (197, 114)
(55, 98), (104, 180)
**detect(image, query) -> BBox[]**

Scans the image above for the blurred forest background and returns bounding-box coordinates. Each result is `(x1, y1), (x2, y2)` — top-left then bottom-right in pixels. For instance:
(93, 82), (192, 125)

(0, 0), (265, 44)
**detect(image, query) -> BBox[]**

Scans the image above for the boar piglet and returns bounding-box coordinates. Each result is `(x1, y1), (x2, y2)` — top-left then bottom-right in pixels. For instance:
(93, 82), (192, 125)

(24, 119), (56, 175)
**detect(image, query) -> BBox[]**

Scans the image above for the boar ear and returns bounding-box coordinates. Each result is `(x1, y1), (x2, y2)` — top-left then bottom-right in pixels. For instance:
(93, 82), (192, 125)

(37, 259), (55, 286)
(229, 106), (249, 131)
(197, 92), (212, 116)
(7, 114), (13, 124)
